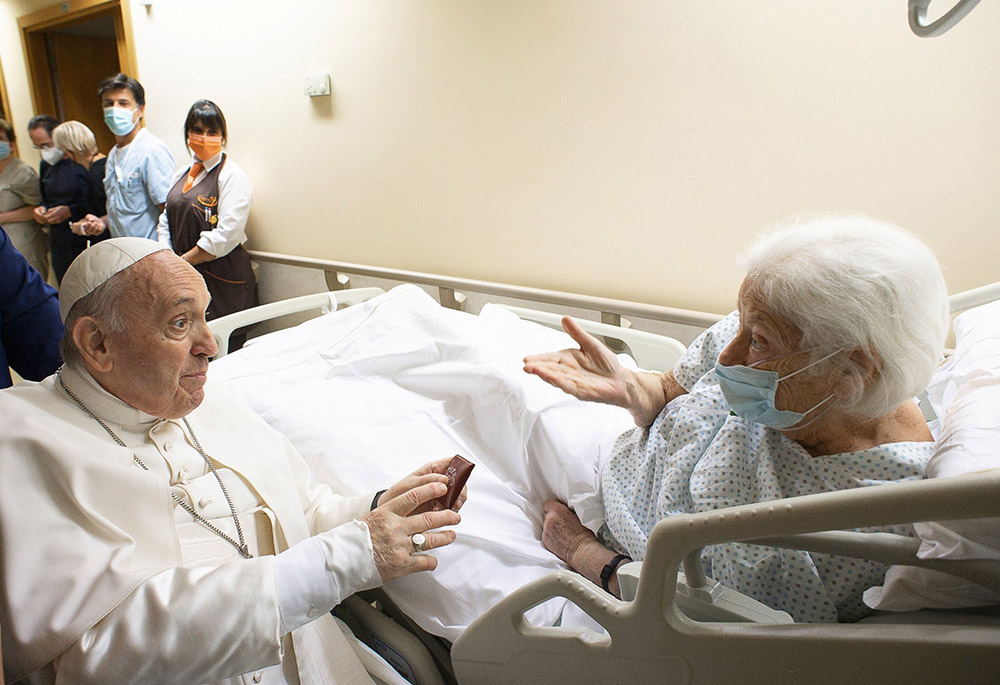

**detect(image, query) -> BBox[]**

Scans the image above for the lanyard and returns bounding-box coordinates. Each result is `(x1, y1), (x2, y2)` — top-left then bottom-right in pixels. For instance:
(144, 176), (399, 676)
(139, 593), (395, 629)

(112, 135), (138, 185)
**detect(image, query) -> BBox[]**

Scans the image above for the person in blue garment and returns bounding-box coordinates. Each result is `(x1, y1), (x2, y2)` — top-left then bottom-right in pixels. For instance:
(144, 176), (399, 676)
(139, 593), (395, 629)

(0, 225), (62, 388)
(524, 214), (949, 623)
(78, 73), (175, 241)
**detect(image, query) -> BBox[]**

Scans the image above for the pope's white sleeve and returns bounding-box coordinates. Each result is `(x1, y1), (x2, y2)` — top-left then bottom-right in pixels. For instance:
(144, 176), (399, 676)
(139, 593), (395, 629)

(273, 518), (382, 634)
(53, 558), (282, 685)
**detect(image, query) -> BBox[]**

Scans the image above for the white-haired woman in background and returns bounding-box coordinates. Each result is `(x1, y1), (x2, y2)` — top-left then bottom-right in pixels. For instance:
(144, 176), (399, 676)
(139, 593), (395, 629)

(53, 121), (110, 244)
(524, 215), (949, 623)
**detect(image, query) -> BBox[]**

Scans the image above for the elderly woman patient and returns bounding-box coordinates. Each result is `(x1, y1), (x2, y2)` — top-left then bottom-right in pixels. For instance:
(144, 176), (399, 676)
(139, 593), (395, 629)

(524, 215), (949, 623)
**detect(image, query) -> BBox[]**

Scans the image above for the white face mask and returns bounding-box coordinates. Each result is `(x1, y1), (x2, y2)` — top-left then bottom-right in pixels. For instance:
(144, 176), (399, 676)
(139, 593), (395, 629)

(40, 146), (64, 166)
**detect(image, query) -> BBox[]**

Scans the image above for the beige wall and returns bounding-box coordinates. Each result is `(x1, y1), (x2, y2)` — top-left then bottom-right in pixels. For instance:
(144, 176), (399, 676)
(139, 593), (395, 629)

(0, 0), (49, 144)
(3, 0), (999, 314)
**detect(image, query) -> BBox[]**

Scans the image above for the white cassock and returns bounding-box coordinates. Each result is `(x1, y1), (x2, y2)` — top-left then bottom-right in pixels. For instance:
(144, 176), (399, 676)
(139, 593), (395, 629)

(0, 364), (396, 684)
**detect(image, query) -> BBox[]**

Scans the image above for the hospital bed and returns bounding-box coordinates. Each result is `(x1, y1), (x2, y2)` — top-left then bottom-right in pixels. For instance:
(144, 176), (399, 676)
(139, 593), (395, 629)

(208, 256), (1000, 684)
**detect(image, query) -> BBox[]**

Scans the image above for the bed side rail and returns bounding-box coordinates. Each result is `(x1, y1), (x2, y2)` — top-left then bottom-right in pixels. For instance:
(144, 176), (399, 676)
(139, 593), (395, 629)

(452, 470), (1000, 684)
(745, 530), (1000, 593)
(335, 595), (445, 685)
(247, 249), (724, 330)
(208, 287), (385, 358)
(494, 304), (687, 372)
(949, 280), (1000, 314)
(247, 251), (997, 324)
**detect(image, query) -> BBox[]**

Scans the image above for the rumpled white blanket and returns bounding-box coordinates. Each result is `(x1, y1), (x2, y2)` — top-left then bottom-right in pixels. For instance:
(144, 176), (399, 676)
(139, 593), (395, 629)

(211, 285), (635, 639)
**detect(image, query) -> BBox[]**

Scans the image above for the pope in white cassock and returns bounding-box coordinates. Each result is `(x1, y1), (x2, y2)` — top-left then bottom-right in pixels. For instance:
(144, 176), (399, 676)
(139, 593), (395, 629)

(0, 238), (464, 684)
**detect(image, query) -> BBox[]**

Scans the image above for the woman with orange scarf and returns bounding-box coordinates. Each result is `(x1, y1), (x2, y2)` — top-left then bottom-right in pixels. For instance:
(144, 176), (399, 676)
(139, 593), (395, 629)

(157, 100), (256, 348)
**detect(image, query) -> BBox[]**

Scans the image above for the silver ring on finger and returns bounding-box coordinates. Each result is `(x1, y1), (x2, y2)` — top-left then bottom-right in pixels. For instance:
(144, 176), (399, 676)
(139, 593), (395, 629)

(411, 532), (427, 553)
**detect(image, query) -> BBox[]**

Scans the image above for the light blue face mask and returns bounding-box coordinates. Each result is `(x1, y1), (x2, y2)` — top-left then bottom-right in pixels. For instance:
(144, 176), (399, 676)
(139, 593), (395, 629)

(103, 106), (137, 136)
(0, 141), (10, 159)
(714, 349), (841, 429)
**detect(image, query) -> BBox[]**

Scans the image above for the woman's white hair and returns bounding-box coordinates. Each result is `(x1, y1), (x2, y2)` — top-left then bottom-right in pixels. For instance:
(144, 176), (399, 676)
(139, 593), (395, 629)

(52, 121), (98, 158)
(740, 214), (949, 418)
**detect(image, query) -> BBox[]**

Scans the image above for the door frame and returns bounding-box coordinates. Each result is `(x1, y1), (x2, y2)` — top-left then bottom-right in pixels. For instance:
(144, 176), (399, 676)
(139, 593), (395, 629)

(0, 58), (12, 125)
(18, 0), (139, 117)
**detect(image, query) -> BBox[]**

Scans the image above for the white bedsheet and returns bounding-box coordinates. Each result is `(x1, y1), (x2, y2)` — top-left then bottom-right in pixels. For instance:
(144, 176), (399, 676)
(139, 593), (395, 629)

(210, 285), (636, 639)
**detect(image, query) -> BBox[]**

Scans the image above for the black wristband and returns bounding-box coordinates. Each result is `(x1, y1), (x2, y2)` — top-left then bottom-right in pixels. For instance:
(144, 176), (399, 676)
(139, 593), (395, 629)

(600, 553), (631, 593)
(370, 489), (388, 511)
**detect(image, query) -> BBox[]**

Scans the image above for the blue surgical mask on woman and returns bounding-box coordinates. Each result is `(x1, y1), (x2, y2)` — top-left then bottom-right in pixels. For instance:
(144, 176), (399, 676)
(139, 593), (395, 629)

(0, 141), (11, 159)
(714, 349), (842, 429)
(103, 106), (137, 136)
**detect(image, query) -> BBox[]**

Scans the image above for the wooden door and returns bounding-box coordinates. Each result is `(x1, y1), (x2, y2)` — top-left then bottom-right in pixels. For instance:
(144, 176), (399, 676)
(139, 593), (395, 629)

(19, 0), (139, 155)
(0, 57), (11, 126)
(48, 26), (121, 153)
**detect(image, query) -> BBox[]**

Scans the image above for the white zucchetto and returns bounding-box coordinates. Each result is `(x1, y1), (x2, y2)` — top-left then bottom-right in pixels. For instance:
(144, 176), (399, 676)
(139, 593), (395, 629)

(59, 238), (168, 322)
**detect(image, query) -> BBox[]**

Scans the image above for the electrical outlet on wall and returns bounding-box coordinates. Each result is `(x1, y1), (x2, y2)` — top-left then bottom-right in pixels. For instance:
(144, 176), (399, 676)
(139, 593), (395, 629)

(303, 74), (331, 97)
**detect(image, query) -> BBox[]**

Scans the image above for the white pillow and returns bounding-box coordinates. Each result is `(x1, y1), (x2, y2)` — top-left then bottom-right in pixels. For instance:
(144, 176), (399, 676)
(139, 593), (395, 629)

(864, 300), (1000, 611)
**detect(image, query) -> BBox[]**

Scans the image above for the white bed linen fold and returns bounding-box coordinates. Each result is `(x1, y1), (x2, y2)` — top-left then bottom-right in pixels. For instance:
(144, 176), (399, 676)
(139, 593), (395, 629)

(211, 285), (635, 639)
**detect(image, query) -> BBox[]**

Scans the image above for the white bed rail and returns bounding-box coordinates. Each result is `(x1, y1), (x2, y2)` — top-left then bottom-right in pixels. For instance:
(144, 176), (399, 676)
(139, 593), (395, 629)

(495, 305), (687, 372)
(248, 251), (997, 326)
(247, 250), (723, 330)
(949, 281), (1000, 314)
(452, 470), (1000, 684)
(209, 287), (385, 358)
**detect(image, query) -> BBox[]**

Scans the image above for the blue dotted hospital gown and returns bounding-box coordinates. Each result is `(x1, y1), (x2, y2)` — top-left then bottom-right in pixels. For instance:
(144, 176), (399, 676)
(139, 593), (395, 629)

(600, 313), (932, 623)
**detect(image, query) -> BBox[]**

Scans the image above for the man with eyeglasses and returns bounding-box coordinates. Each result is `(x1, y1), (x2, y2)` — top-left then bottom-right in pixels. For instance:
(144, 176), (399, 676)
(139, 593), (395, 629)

(27, 114), (90, 284)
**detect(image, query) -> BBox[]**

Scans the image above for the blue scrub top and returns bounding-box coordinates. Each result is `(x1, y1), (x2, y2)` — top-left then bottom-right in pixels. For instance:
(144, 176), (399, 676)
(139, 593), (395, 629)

(103, 128), (176, 240)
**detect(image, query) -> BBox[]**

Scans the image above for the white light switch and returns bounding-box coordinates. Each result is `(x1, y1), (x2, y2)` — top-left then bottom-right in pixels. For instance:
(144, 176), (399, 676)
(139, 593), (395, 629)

(303, 74), (331, 97)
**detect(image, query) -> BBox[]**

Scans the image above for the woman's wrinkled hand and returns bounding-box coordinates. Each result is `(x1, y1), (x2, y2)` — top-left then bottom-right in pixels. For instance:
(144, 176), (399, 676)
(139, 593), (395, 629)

(524, 316), (682, 426)
(523, 316), (632, 407)
(541, 499), (598, 571)
(363, 480), (461, 582)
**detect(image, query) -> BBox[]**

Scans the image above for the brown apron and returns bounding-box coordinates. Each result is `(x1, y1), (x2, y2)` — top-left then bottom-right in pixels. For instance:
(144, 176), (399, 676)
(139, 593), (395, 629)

(165, 155), (257, 321)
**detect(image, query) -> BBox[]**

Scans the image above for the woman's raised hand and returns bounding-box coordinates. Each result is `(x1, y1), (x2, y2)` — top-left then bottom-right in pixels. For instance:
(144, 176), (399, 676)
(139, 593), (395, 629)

(523, 316), (684, 426)
(523, 316), (633, 408)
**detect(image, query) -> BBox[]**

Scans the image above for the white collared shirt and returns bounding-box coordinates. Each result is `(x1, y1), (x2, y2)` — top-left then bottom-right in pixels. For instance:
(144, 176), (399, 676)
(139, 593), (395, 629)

(156, 151), (253, 258)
